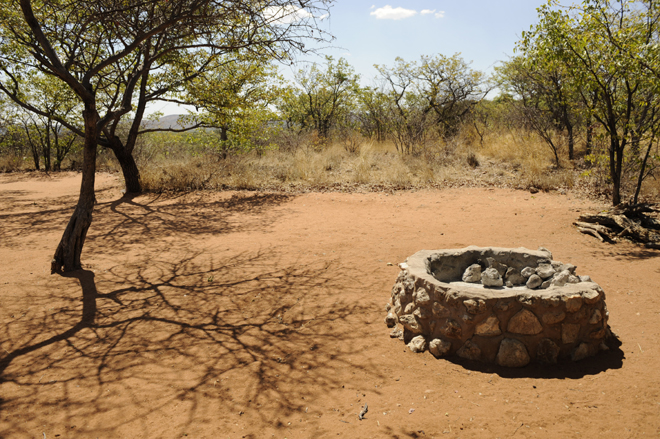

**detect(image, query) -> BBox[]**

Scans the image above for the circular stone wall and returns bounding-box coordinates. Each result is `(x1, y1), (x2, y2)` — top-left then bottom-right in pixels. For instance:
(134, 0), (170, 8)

(385, 246), (611, 367)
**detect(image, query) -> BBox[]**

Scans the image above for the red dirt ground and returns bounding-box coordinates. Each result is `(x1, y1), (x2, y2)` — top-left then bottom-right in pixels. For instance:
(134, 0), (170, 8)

(1, 172), (659, 439)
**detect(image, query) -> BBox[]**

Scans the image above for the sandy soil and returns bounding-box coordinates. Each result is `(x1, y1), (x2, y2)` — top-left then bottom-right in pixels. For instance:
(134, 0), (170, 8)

(1, 171), (659, 439)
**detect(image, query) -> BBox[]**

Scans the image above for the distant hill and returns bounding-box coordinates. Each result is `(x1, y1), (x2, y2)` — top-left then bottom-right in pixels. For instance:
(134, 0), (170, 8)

(143, 114), (197, 131)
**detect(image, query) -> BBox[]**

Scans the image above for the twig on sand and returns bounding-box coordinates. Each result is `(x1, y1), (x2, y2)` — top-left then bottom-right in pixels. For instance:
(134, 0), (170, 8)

(513, 423), (524, 435)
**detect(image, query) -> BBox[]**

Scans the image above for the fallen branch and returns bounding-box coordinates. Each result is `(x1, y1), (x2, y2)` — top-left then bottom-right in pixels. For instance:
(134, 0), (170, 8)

(575, 203), (660, 247)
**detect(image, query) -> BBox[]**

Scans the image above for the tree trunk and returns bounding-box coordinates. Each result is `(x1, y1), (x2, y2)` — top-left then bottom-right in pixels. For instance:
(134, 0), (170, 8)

(586, 117), (593, 157)
(567, 123), (574, 161)
(610, 137), (623, 206)
(51, 109), (98, 273)
(111, 143), (141, 193)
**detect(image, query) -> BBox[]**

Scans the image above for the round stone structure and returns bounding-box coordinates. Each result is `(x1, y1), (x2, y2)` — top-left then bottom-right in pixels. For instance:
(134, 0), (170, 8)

(385, 246), (611, 367)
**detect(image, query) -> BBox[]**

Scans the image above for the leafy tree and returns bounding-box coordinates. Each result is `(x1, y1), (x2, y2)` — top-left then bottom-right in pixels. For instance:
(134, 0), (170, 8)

(279, 56), (360, 139)
(375, 58), (434, 154)
(523, 0), (660, 205)
(496, 55), (582, 167)
(182, 55), (283, 159)
(415, 53), (489, 138)
(0, 0), (332, 272)
(10, 72), (81, 170)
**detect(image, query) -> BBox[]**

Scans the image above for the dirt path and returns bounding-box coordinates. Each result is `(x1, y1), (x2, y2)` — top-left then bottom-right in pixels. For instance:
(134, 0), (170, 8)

(1, 172), (659, 438)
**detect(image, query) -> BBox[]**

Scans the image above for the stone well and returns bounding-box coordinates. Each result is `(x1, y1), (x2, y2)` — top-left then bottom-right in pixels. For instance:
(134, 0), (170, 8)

(385, 246), (611, 367)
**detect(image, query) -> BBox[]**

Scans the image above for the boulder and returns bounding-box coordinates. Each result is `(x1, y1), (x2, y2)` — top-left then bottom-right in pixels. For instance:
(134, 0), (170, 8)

(551, 270), (571, 287)
(457, 340), (481, 361)
(429, 339), (452, 358)
(536, 264), (556, 280)
(462, 264), (482, 283)
(508, 309), (543, 335)
(481, 268), (503, 287)
(505, 267), (526, 286)
(385, 312), (397, 328)
(408, 335), (427, 353)
(496, 338), (530, 367)
(526, 274), (542, 289)
(521, 266), (536, 278)
(475, 315), (502, 336)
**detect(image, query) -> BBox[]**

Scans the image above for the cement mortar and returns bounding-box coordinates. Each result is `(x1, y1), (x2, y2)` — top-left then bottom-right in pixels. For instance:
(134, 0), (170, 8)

(385, 246), (611, 367)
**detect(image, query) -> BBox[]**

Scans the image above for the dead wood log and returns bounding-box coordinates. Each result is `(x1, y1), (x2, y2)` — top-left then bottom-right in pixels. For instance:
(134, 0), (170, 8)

(575, 203), (660, 246)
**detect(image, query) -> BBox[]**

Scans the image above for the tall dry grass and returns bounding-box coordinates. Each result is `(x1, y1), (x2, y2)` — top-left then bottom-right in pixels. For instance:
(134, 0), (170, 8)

(131, 126), (581, 194)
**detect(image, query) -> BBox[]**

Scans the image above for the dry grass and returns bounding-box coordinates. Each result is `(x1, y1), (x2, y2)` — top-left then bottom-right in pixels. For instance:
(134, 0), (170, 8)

(5, 126), (656, 202)
(133, 128), (581, 194)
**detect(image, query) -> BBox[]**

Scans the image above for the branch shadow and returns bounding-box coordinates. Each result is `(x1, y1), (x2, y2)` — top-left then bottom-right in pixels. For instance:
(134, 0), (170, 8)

(0, 248), (382, 437)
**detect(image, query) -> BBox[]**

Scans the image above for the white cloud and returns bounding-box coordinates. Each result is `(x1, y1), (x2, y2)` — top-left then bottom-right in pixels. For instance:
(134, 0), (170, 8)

(420, 9), (435, 15)
(370, 5), (417, 20)
(435, 11), (445, 19)
(263, 5), (314, 24)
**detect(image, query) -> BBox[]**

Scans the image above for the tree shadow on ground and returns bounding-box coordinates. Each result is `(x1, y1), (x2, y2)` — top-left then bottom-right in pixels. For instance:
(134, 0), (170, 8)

(0, 248), (379, 437)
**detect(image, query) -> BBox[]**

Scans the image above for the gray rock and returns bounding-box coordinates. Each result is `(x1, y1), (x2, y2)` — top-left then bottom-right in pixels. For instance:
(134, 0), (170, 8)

(526, 274), (542, 289)
(429, 339), (452, 358)
(475, 315), (502, 336)
(462, 264), (482, 283)
(521, 266), (536, 278)
(496, 338), (530, 367)
(508, 309), (543, 335)
(486, 257), (508, 277)
(537, 247), (553, 259)
(539, 280), (551, 289)
(481, 268), (503, 287)
(385, 312), (398, 327)
(579, 275), (592, 282)
(505, 267), (526, 286)
(457, 340), (481, 361)
(558, 263), (577, 274)
(536, 338), (560, 364)
(551, 270), (571, 287)
(407, 335), (427, 353)
(568, 275), (580, 284)
(536, 264), (556, 280)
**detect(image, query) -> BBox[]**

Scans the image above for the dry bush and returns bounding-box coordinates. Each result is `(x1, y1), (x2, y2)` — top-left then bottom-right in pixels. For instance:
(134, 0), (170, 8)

(0, 154), (27, 172)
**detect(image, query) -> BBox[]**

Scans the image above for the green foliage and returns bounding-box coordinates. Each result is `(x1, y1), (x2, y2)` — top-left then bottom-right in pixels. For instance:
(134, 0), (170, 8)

(517, 0), (660, 204)
(278, 56), (361, 139)
(375, 53), (487, 154)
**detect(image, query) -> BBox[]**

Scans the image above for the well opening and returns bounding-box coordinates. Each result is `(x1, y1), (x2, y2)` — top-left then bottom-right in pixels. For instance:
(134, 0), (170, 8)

(385, 246), (612, 367)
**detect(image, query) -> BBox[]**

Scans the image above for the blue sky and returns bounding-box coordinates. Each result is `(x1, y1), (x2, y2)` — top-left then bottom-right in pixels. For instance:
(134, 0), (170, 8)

(304, 0), (550, 82)
(151, 0), (550, 115)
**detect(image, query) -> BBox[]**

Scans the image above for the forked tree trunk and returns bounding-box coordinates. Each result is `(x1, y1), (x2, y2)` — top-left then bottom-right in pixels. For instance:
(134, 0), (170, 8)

(111, 143), (141, 193)
(51, 110), (98, 273)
